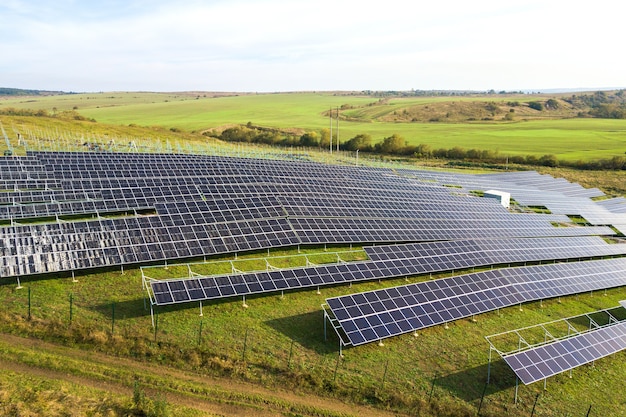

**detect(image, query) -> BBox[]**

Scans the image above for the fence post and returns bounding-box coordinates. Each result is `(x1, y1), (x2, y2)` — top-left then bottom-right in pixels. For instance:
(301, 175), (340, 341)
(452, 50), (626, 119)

(530, 393), (540, 417)
(477, 382), (488, 415)
(69, 292), (73, 326)
(154, 308), (159, 342)
(242, 328), (249, 362)
(111, 302), (116, 336)
(333, 354), (341, 382)
(287, 339), (295, 369)
(381, 359), (389, 388)
(429, 374), (437, 402)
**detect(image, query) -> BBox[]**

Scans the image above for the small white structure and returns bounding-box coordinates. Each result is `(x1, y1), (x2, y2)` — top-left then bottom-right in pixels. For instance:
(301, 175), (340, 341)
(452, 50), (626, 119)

(484, 190), (510, 208)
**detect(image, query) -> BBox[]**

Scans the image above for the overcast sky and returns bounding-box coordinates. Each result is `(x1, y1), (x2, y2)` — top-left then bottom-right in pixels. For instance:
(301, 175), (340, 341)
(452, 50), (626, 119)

(1, 0), (623, 92)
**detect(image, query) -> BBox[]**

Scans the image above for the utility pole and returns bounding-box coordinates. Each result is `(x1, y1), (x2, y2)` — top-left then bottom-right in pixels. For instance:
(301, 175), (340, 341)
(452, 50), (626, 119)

(336, 107), (339, 152)
(329, 107), (333, 154)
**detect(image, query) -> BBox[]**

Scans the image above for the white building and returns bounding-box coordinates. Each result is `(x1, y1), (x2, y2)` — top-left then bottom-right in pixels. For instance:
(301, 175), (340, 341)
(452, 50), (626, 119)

(484, 190), (511, 208)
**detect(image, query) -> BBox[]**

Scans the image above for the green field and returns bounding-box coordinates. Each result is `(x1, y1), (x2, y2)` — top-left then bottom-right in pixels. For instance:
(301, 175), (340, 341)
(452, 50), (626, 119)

(3, 92), (626, 162)
(1, 92), (626, 415)
(1, 250), (625, 417)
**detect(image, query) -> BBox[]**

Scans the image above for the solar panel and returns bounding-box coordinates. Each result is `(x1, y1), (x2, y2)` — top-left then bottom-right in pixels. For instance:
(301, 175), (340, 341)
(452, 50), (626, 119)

(2, 151), (623, 281)
(147, 237), (626, 306)
(503, 321), (626, 385)
(326, 258), (626, 346)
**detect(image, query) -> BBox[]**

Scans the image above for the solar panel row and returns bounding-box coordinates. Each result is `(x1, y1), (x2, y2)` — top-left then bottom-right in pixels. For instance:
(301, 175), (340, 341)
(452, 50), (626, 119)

(503, 321), (626, 384)
(364, 236), (619, 262)
(149, 236), (626, 306)
(0, 216), (299, 276)
(326, 258), (626, 346)
(291, 217), (614, 244)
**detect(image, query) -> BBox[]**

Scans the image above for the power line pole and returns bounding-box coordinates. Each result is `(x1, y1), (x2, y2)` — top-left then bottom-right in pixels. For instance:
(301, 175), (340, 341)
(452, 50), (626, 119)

(336, 107), (339, 152)
(329, 107), (333, 154)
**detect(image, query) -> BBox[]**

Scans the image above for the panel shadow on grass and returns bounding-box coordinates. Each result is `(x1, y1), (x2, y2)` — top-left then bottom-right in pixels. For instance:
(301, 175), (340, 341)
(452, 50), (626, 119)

(265, 310), (340, 355)
(90, 296), (238, 319)
(436, 359), (517, 402)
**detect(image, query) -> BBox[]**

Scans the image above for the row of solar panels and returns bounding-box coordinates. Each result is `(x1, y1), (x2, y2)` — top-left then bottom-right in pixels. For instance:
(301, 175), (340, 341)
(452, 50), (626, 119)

(0, 217), (298, 276)
(0, 185), (526, 222)
(503, 320), (626, 385)
(3, 211), (614, 278)
(148, 236), (626, 306)
(3, 152), (623, 230)
(325, 258), (626, 346)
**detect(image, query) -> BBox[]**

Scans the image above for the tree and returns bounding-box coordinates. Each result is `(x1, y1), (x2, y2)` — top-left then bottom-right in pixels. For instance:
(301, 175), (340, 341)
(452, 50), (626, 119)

(545, 99), (559, 110)
(299, 132), (319, 147)
(605, 156), (626, 170)
(319, 128), (330, 149)
(343, 133), (372, 151)
(485, 102), (499, 112)
(375, 134), (406, 154)
(528, 101), (544, 111)
(539, 154), (558, 167)
(414, 143), (432, 158)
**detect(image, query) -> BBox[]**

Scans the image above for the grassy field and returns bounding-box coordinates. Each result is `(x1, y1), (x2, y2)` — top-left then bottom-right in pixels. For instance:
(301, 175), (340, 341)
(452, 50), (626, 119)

(0, 97), (626, 416)
(1, 249), (625, 417)
(2, 92), (626, 162)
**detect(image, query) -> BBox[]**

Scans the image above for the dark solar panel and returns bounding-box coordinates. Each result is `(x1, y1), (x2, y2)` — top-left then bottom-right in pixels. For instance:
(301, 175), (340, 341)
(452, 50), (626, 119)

(1, 151), (623, 281)
(503, 321), (626, 385)
(326, 258), (626, 346)
(147, 238), (626, 307)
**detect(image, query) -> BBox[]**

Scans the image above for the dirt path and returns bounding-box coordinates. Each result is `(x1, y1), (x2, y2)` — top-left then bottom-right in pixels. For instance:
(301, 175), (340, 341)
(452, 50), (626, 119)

(0, 333), (402, 417)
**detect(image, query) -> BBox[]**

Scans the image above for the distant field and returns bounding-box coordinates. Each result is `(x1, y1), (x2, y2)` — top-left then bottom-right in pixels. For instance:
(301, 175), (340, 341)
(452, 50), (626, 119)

(2, 92), (626, 161)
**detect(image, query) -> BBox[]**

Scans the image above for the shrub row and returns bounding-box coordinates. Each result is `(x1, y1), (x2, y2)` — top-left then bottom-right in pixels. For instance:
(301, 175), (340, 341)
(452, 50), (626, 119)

(210, 125), (626, 171)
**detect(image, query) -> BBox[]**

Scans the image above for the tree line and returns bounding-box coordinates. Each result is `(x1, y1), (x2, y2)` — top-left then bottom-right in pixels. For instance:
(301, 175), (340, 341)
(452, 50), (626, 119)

(0, 107), (94, 121)
(565, 90), (626, 119)
(209, 124), (626, 171)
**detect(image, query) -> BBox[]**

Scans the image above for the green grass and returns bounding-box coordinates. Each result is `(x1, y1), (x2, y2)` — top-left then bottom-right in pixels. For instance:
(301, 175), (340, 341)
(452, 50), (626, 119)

(3, 92), (626, 162)
(2, 254), (626, 417)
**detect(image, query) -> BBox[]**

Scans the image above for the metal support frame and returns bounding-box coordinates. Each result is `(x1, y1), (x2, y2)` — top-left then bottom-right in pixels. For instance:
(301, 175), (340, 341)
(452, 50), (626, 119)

(322, 304), (350, 357)
(485, 304), (626, 395)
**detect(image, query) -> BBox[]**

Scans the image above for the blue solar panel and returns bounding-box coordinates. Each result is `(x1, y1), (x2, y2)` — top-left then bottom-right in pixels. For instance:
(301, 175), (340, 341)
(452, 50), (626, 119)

(503, 321), (626, 385)
(327, 258), (626, 346)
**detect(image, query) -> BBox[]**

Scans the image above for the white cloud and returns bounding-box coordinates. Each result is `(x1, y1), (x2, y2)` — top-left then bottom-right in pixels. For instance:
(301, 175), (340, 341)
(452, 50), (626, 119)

(0, 0), (624, 91)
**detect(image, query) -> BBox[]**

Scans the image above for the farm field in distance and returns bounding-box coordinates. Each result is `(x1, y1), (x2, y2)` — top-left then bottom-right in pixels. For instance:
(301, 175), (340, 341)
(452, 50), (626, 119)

(2, 91), (626, 162)
(0, 90), (626, 417)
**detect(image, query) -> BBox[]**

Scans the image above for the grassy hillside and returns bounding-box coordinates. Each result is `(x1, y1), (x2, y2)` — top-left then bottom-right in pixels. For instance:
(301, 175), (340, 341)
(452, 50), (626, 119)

(2, 92), (626, 162)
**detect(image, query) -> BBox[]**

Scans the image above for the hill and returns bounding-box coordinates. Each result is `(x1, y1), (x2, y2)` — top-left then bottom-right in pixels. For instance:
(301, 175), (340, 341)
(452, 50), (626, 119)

(2, 91), (626, 166)
(0, 87), (68, 96)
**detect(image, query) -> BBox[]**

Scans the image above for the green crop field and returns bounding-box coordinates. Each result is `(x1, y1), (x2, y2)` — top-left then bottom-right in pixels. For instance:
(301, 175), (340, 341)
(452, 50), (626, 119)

(3, 92), (626, 162)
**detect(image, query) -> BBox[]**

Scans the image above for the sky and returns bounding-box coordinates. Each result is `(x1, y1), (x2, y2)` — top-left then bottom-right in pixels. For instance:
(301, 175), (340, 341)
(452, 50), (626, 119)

(1, 0), (624, 92)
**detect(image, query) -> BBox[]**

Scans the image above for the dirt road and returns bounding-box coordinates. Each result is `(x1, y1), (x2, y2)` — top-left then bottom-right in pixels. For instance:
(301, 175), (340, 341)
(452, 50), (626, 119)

(0, 333), (404, 417)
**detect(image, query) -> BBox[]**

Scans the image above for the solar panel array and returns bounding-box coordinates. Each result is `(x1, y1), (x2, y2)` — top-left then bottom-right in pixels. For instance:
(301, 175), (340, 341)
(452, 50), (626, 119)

(326, 258), (626, 346)
(0, 151), (622, 280)
(149, 236), (626, 306)
(397, 168), (626, 230)
(503, 321), (626, 385)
